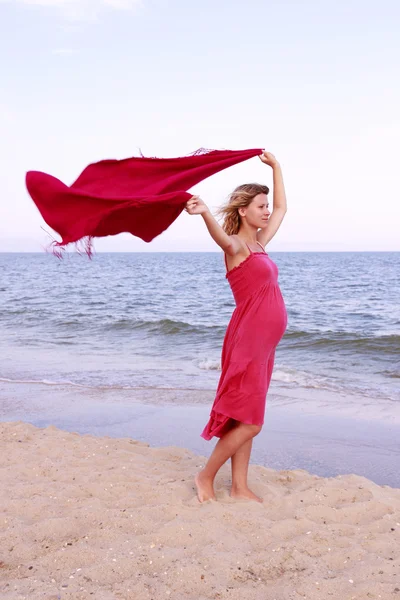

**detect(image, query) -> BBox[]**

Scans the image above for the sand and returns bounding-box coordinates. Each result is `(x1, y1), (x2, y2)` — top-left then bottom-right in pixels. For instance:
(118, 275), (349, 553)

(0, 421), (399, 600)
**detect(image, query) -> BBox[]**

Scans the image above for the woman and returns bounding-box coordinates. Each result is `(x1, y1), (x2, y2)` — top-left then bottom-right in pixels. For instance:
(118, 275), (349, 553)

(185, 150), (288, 503)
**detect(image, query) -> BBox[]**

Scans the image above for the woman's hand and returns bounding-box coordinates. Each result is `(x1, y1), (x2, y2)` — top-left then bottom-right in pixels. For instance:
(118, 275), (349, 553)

(259, 151), (279, 168)
(185, 195), (210, 216)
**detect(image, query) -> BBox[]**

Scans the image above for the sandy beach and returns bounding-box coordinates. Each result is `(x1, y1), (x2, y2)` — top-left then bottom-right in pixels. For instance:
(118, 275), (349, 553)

(1, 421), (399, 600)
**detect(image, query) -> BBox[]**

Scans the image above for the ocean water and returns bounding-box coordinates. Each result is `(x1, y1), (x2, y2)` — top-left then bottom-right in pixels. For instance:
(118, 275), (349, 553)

(0, 251), (399, 423)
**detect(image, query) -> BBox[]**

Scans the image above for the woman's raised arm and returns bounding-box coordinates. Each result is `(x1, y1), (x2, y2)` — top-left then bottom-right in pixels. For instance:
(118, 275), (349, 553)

(257, 152), (287, 247)
(185, 196), (241, 256)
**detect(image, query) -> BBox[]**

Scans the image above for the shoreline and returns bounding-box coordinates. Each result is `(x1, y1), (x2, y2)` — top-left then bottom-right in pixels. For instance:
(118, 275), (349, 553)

(1, 420), (400, 600)
(1, 381), (399, 488)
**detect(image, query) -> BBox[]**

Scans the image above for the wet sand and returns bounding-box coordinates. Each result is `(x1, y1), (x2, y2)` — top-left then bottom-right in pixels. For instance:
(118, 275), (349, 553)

(0, 380), (399, 488)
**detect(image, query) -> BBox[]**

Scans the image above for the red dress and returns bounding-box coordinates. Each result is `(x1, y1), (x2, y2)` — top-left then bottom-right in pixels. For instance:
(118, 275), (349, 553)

(201, 242), (288, 440)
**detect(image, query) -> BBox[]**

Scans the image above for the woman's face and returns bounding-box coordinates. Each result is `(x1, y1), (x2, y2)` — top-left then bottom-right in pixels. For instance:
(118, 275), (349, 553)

(240, 193), (270, 227)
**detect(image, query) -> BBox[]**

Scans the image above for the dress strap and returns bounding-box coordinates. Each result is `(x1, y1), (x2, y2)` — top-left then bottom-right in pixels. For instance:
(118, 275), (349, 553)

(245, 242), (253, 255)
(256, 241), (266, 253)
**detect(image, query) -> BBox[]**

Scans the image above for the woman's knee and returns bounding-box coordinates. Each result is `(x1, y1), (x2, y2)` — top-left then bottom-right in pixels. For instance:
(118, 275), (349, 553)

(241, 423), (262, 437)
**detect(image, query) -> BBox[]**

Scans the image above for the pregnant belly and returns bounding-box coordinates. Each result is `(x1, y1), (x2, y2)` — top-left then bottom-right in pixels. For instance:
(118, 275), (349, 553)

(228, 294), (287, 363)
(258, 300), (287, 344)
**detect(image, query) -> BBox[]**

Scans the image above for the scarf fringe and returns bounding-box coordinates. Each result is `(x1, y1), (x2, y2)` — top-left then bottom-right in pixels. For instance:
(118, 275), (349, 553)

(75, 236), (94, 259)
(136, 147), (218, 159)
(41, 227), (94, 259)
(188, 147), (217, 156)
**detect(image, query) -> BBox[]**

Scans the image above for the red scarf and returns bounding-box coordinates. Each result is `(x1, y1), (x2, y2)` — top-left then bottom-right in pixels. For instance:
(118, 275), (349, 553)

(26, 148), (263, 257)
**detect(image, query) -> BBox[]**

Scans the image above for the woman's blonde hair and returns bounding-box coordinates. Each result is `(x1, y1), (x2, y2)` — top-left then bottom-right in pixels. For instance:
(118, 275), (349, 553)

(216, 183), (269, 235)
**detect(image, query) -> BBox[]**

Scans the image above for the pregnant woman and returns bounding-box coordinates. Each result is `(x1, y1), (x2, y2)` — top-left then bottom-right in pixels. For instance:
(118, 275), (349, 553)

(185, 151), (288, 503)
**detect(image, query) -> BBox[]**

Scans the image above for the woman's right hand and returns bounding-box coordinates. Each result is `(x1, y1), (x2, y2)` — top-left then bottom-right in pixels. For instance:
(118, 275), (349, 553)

(185, 195), (209, 216)
(259, 151), (279, 168)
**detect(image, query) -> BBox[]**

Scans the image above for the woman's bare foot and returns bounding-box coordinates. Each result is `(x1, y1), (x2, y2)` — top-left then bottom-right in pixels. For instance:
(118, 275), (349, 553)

(230, 486), (263, 503)
(195, 471), (216, 503)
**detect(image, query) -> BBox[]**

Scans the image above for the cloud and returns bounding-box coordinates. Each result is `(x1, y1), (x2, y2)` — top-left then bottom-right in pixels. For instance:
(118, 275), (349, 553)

(0, 0), (142, 20)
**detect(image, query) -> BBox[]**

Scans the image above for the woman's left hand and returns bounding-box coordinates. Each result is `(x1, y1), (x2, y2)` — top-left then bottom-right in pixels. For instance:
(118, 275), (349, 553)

(185, 195), (209, 215)
(259, 151), (279, 168)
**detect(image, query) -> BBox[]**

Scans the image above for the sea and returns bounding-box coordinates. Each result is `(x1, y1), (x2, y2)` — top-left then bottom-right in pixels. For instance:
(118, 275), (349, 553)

(0, 251), (399, 423)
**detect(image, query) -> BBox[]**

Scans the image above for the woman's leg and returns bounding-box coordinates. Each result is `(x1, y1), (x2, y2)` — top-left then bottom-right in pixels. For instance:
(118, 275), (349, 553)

(230, 438), (263, 502)
(195, 422), (262, 502)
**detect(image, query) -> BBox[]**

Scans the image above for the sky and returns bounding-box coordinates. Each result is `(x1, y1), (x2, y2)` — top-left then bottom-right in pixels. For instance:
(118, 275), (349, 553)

(0, 0), (399, 252)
